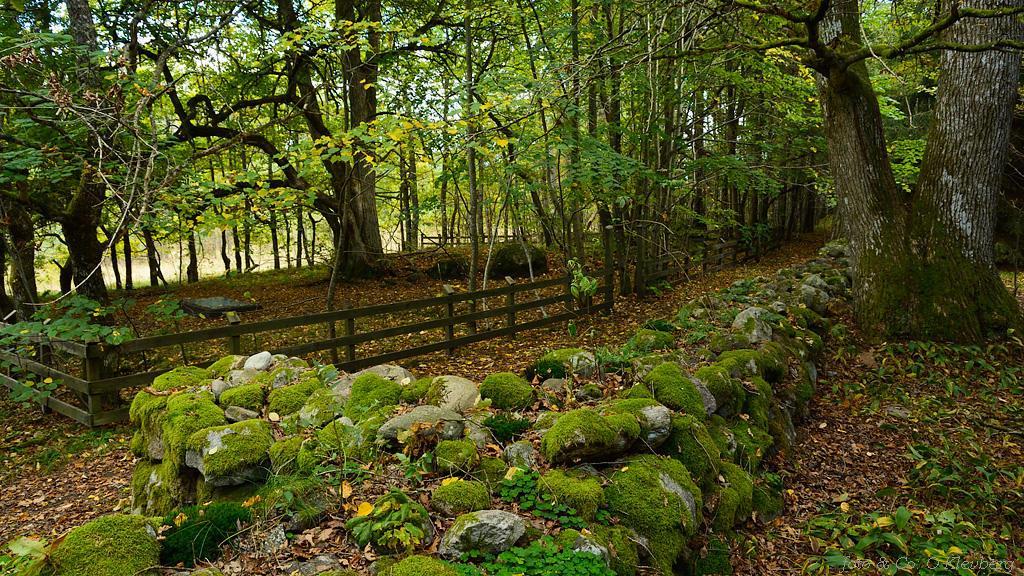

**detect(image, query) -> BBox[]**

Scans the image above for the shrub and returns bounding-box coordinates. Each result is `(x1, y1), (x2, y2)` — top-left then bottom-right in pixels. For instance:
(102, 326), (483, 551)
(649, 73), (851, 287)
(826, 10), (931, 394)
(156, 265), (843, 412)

(483, 413), (532, 443)
(160, 502), (251, 567)
(346, 491), (432, 554)
(480, 372), (535, 410)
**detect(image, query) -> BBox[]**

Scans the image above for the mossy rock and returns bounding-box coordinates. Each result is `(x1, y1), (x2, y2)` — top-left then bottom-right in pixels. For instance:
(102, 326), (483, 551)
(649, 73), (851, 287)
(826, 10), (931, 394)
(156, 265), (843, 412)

(643, 362), (706, 417)
(268, 377), (325, 416)
(207, 355), (243, 378)
(693, 364), (745, 417)
(49, 514), (160, 576)
(218, 383), (265, 412)
(708, 333), (749, 354)
(744, 377), (774, 430)
(316, 414), (383, 461)
(162, 391), (228, 466)
(532, 348), (597, 379)
(538, 469), (605, 520)
(130, 459), (192, 517)
(716, 349), (783, 383)
(719, 461), (753, 520)
(345, 373), (402, 421)
(428, 254), (469, 280)
(626, 328), (675, 353)
(381, 555), (460, 576)
(473, 456), (508, 490)
(269, 436), (305, 474)
(488, 242), (548, 278)
(604, 455), (702, 574)
(479, 372), (535, 410)
(590, 524), (640, 576)
(752, 472), (785, 520)
(431, 479), (490, 516)
(621, 383), (654, 399)
(661, 414), (720, 487)
(152, 366), (213, 392)
(540, 408), (636, 464)
(729, 420), (773, 469)
(401, 377), (433, 404)
(185, 419), (273, 486)
(434, 439), (479, 474)
(292, 387), (345, 429)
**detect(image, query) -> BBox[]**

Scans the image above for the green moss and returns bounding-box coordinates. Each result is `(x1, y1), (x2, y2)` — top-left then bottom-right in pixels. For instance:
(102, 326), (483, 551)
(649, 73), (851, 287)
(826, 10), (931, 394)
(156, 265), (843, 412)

(590, 524), (640, 576)
(480, 372), (535, 410)
(434, 439), (479, 474)
(269, 436), (305, 474)
(49, 515), (159, 576)
(627, 328), (674, 353)
(712, 486), (740, 531)
(793, 362), (816, 411)
(728, 420), (773, 469)
(662, 414), (720, 487)
(129, 431), (145, 457)
(621, 383), (653, 399)
(604, 455), (702, 573)
(643, 362), (705, 416)
(554, 528), (582, 550)
(382, 555), (460, 576)
(719, 461), (753, 520)
(538, 470), (605, 520)
(160, 502), (251, 567)
(694, 535), (733, 575)
(534, 347), (587, 379)
(218, 383), (265, 411)
(431, 479), (490, 515)
(744, 377), (773, 430)
(268, 378), (324, 416)
(344, 373), (401, 421)
(708, 333), (748, 354)
(130, 459), (185, 517)
(207, 355), (242, 378)
(162, 391), (227, 466)
(540, 408), (629, 463)
(758, 342), (790, 383)
(152, 366), (213, 392)
(694, 364), (745, 416)
(706, 415), (735, 459)
(186, 419), (273, 481)
(473, 457), (508, 490)
(716, 349), (765, 379)
(401, 377), (433, 404)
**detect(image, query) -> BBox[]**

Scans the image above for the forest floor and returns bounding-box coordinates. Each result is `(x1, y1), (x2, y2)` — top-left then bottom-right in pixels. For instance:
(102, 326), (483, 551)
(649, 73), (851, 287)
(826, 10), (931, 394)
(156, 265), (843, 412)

(3, 237), (1022, 576)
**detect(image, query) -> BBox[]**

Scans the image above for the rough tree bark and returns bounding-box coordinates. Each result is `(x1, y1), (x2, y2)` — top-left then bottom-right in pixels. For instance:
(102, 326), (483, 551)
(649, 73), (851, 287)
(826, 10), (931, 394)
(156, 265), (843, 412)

(821, 0), (1022, 341)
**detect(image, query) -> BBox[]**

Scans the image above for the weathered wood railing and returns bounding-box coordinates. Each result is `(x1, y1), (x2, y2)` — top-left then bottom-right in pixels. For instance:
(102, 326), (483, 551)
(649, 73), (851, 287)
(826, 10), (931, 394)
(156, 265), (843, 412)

(0, 230), (783, 426)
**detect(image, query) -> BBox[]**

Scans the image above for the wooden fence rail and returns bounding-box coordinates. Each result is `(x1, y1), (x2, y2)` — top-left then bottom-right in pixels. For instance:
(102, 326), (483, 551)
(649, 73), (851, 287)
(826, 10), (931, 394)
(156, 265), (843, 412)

(0, 229), (783, 426)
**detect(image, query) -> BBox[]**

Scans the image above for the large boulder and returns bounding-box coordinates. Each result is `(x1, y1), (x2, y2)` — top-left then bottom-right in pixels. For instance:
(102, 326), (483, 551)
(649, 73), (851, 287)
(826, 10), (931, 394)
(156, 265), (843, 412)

(438, 510), (527, 559)
(732, 307), (773, 345)
(426, 375), (480, 413)
(377, 405), (466, 444)
(540, 408), (636, 463)
(487, 243), (548, 278)
(185, 420), (273, 487)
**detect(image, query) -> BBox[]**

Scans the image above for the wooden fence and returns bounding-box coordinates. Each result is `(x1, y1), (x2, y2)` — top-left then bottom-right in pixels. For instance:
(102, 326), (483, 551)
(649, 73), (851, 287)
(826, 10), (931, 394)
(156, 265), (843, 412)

(0, 230), (781, 426)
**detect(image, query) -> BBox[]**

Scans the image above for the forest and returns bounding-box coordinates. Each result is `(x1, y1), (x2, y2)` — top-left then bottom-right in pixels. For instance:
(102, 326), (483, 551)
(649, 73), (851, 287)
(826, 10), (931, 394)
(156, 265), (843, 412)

(1, 0), (1023, 575)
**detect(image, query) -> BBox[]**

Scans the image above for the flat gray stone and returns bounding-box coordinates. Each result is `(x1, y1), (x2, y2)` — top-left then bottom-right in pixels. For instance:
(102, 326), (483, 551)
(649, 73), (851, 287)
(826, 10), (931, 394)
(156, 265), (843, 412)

(439, 510), (526, 559)
(224, 405), (260, 422)
(378, 405), (465, 444)
(503, 441), (538, 469)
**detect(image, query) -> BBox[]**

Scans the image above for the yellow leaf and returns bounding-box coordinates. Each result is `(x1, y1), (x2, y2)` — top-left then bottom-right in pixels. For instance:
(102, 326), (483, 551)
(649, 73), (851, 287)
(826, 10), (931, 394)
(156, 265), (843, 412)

(504, 466), (521, 480)
(875, 516), (894, 527)
(840, 502), (850, 512)
(495, 138), (509, 147)
(173, 512), (187, 527)
(441, 477), (460, 486)
(355, 502), (374, 517)
(341, 481), (353, 499)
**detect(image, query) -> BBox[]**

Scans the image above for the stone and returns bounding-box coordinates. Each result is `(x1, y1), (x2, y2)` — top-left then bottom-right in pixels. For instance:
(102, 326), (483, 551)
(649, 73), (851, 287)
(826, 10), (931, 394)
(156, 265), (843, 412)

(227, 368), (260, 387)
(259, 525), (287, 556)
(224, 405), (260, 422)
(244, 351), (274, 371)
(281, 554), (343, 575)
(802, 273), (830, 292)
(430, 375), (480, 413)
(692, 378), (718, 415)
(732, 307), (773, 344)
(565, 532), (609, 564)
(210, 379), (230, 400)
(769, 300), (787, 314)
(439, 510), (526, 559)
(378, 405), (465, 444)
(331, 364), (415, 400)
(541, 378), (567, 398)
(503, 441), (538, 469)
(185, 420), (273, 487)
(799, 284), (830, 315)
(636, 404), (672, 446)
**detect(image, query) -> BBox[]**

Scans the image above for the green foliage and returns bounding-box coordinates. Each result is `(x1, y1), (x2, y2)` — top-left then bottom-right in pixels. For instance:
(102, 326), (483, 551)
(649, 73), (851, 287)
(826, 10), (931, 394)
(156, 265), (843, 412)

(568, 259), (599, 305)
(482, 413), (531, 443)
(479, 373), (535, 410)
(346, 490), (431, 554)
(498, 469), (587, 529)
(0, 296), (133, 348)
(160, 502), (252, 567)
(468, 537), (615, 576)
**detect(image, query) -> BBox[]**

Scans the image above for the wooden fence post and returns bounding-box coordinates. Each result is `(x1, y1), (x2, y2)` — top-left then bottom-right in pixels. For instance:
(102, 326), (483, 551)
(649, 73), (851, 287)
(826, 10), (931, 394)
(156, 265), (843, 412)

(83, 340), (105, 426)
(344, 302), (356, 363)
(443, 285), (456, 355)
(226, 311), (242, 355)
(505, 276), (516, 339)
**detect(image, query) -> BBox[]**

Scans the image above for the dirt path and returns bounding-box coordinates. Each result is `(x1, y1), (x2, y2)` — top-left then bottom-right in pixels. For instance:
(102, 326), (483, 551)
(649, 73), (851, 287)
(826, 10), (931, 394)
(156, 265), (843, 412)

(0, 236), (824, 545)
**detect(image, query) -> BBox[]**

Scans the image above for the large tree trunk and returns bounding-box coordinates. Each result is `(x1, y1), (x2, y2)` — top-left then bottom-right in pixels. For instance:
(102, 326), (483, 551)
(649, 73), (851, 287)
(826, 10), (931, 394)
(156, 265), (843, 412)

(0, 233), (14, 320)
(823, 0), (1022, 341)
